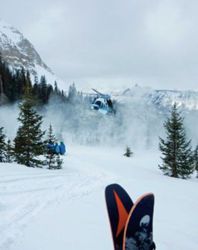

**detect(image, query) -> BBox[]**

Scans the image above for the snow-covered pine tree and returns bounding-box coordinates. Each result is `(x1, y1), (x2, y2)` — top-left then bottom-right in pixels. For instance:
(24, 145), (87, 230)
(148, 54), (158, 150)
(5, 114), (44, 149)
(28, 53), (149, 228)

(67, 82), (78, 103)
(0, 127), (6, 162)
(159, 103), (194, 179)
(46, 124), (57, 169)
(5, 139), (14, 163)
(55, 154), (63, 169)
(14, 88), (45, 167)
(193, 145), (198, 178)
(124, 146), (133, 157)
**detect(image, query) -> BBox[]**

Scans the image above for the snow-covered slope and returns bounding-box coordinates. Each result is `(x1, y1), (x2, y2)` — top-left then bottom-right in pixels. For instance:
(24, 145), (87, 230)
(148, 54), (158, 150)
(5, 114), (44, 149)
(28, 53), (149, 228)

(0, 146), (197, 250)
(114, 84), (198, 112)
(0, 20), (65, 88)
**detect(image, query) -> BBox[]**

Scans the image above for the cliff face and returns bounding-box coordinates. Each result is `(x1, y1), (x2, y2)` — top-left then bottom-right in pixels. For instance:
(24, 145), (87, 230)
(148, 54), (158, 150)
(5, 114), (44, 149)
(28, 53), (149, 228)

(0, 20), (56, 83)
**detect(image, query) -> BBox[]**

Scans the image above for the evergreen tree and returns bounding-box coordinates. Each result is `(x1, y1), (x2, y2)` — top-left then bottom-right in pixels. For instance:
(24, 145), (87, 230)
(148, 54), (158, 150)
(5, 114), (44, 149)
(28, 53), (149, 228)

(34, 75), (38, 85)
(0, 127), (6, 162)
(14, 89), (45, 167)
(46, 124), (57, 169)
(39, 75), (48, 103)
(193, 145), (198, 178)
(54, 81), (58, 94)
(55, 154), (63, 169)
(68, 82), (77, 103)
(124, 146), (133, 157)
(5, 139), (14, 163)
(159, 103), (194, 179)
(0, 56), (66, 105)
(45, 124), (64, 170)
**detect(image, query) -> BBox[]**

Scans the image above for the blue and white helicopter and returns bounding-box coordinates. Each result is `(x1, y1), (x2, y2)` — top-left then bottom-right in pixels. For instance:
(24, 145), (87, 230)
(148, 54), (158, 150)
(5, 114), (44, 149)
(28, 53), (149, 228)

(91, 88), (114, 115)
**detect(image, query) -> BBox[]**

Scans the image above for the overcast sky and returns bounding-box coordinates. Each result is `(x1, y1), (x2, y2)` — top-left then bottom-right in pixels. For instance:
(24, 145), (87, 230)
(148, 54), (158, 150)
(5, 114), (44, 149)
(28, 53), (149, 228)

(1, 0), (198, 90)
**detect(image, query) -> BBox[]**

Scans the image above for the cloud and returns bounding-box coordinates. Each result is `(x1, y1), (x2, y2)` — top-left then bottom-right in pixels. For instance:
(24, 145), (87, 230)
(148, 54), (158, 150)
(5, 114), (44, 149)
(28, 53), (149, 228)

(1, 0), (198, 90)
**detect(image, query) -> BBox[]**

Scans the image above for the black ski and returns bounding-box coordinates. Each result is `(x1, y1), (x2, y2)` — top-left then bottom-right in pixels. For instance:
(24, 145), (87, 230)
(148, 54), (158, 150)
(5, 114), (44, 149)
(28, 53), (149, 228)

(105, 184), (133, 250)
(123, 193), (155, 250)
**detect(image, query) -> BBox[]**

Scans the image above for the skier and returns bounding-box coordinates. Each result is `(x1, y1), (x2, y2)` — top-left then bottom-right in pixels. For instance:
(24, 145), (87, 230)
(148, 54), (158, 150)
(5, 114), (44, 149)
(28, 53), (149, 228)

(107, 98), (113, 109)
(59, 141), (66, 155)
(47, 141), (55, 153)
(54, 143), (60, 154)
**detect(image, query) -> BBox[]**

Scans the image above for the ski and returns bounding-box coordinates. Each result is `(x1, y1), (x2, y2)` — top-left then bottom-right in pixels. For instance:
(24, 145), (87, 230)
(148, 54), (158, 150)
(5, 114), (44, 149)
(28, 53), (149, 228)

(122, 193), (155, 250)
(105, 184), (133, 250)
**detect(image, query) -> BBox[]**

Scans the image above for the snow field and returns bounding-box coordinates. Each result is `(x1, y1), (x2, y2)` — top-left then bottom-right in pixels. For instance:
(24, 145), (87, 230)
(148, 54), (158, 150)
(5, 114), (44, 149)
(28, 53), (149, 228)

(0, 145), (197, 250)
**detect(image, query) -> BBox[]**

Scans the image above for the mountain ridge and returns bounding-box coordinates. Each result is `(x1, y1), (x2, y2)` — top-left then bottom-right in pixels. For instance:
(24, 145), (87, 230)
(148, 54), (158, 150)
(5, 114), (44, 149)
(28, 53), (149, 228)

(1, 19), (198, 111)
(0, 19), (66, 89)
(113, 85), (198, 111)
(0, 20), (51, 72)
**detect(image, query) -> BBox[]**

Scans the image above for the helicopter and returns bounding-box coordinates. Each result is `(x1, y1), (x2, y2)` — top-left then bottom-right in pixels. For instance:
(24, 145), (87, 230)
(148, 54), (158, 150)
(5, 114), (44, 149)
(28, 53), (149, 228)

(91, 88), (114, 115)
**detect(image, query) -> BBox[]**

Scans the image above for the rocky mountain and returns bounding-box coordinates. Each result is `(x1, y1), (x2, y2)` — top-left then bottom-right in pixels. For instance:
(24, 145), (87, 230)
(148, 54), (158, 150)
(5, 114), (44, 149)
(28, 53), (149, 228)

(114, 85), (198, 112)
(0, 19), (63, 87)
(1, 19), (198, 113)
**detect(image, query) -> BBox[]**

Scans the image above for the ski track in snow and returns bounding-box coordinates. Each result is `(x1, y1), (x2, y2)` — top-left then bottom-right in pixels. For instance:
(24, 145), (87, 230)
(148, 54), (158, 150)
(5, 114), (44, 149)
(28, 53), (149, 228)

(0, 147), (198, 250)
(0, 159), (114, 250)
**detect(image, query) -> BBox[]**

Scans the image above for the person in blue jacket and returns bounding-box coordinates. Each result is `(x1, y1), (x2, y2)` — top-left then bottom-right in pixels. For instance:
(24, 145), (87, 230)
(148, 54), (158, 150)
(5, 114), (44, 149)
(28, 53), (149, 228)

(59, 141), (66, 155)
(54, 143), (60, 154)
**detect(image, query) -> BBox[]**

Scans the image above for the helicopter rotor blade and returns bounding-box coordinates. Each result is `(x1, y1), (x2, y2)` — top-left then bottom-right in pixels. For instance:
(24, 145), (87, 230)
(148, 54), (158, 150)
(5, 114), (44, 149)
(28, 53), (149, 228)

(92, 88), (111, 99)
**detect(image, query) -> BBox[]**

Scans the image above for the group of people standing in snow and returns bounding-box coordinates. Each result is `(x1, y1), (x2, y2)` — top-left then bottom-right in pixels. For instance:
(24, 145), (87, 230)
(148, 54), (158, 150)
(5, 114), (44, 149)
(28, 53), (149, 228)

(47, 141), (66, 155)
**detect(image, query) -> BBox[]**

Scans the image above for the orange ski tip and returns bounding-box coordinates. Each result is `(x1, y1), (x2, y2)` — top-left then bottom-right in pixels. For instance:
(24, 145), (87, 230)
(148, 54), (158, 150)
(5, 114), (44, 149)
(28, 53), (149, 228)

(113, 190), (129, 238)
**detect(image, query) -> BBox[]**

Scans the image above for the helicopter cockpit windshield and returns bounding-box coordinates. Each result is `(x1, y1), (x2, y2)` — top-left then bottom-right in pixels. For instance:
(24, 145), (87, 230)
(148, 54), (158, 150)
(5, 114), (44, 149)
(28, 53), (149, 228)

(91, 89), (114, 114)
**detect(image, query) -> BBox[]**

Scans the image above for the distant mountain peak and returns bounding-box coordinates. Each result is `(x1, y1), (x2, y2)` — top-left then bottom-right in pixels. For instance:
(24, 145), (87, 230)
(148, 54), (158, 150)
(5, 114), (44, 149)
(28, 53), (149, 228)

(0, 19), (67, 89)
(117, 86), (198, 111)
(0, 19), (53, 75)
